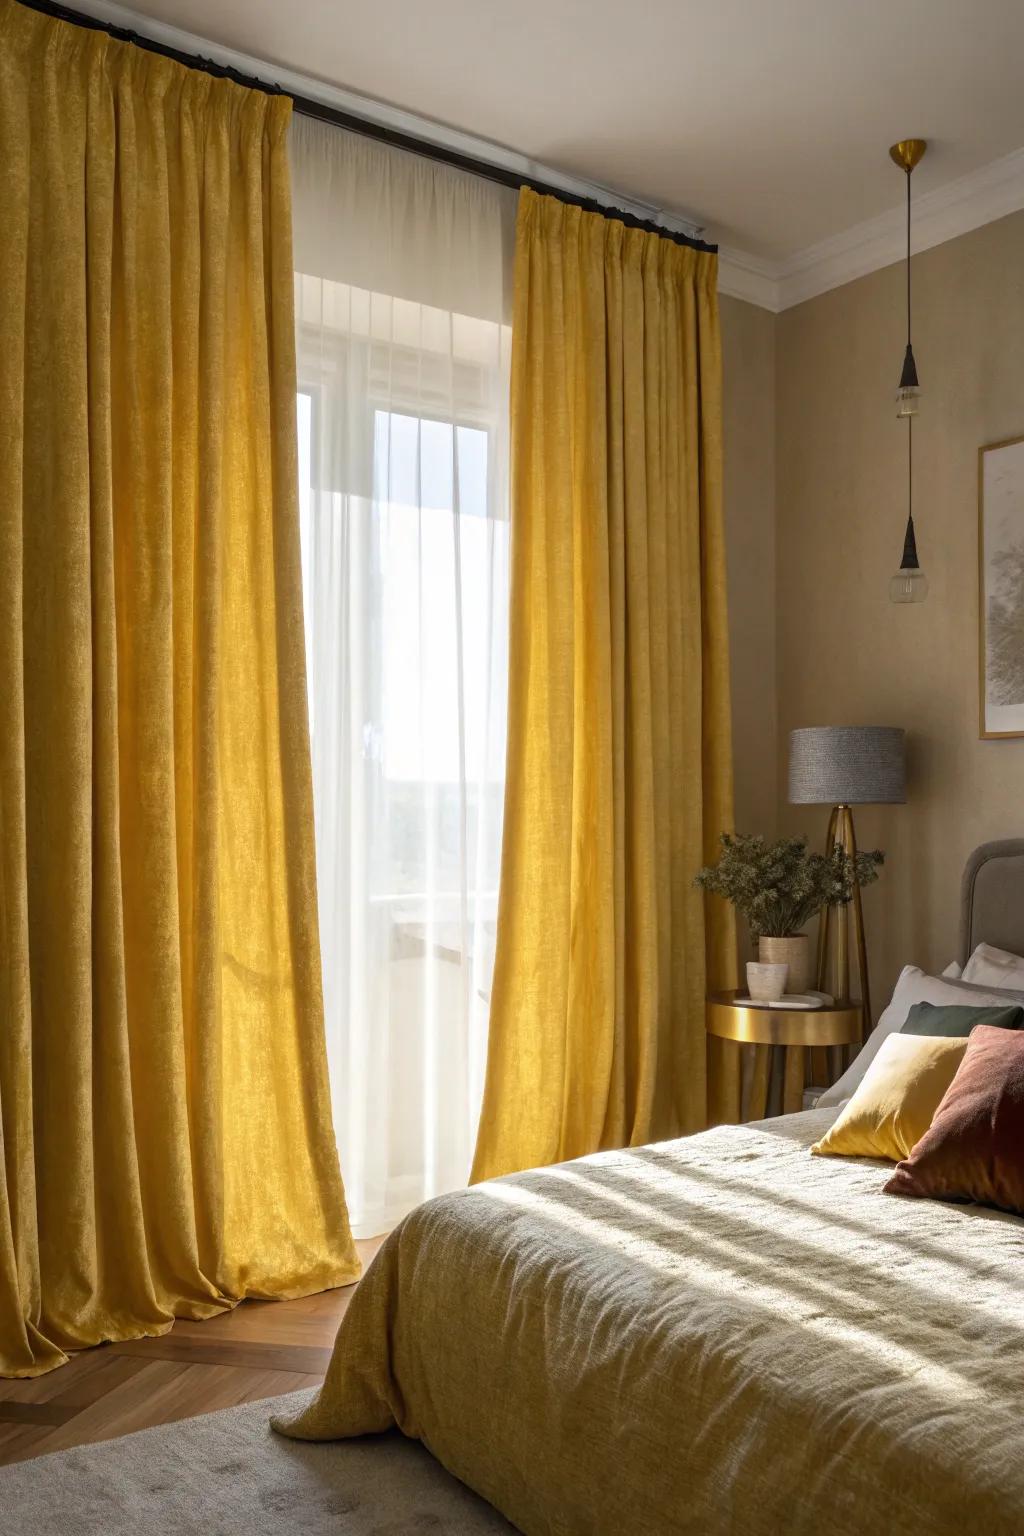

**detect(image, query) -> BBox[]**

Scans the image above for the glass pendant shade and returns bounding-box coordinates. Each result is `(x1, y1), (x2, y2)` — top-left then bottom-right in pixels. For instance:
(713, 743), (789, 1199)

(889, 566), (928, 604)
(889, 513), (927, 604)
(896, 343), (920, 418)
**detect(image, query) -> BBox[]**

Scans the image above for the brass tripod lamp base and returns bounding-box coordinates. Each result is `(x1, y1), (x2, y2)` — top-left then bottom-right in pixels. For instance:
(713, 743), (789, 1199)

(815, 804), (871, 1018)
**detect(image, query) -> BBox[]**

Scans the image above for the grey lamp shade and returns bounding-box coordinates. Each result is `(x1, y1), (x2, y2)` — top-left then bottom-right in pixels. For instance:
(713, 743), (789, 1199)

(788, 726), (906, 806)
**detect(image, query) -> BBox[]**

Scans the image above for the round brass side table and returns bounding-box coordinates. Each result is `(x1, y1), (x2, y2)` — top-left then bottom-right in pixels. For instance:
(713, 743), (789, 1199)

(706, 990), (864, 1119)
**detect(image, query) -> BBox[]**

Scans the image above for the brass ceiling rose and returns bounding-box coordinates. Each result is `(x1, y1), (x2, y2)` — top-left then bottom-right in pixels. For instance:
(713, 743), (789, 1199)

(889, 139), (927, 174)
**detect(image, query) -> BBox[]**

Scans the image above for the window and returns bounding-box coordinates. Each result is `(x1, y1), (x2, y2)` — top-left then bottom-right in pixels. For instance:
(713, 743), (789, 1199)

(294, 276), (511, 1236)
(289, 115), (515, 1235)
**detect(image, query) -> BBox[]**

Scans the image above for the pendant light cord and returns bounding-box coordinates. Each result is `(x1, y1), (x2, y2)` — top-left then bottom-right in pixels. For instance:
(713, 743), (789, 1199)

(906, 169), (912, 347)
(905, 166), (915, 553)
(907, 170), (912, 520)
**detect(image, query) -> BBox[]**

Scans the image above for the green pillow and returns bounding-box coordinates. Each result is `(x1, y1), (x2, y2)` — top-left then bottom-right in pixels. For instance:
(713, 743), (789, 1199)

(900, 1001), (1024, 1037)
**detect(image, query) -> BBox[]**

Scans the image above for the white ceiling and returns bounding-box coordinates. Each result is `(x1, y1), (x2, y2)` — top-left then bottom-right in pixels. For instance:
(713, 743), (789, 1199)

(95, 0), (1024, 264)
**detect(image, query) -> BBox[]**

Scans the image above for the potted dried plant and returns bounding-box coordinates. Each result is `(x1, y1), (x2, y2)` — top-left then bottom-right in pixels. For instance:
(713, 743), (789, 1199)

(695, 833), (883, 994)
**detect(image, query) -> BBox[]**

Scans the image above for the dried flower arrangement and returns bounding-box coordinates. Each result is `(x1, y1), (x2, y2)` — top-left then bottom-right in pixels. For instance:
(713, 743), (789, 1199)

(695, 833), (883, 942)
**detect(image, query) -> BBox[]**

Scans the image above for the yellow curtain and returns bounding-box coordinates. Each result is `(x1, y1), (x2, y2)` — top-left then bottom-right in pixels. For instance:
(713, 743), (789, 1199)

(471, 189), (737, 1183)
(0, 0), (358, 1379)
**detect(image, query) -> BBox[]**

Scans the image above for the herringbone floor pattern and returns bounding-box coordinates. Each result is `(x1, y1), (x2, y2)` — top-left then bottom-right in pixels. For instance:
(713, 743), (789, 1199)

(0, 1236), (383, 1466)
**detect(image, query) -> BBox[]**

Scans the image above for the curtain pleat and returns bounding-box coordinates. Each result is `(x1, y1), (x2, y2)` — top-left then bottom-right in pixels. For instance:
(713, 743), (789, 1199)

(0, 0), (358, 1379)
(471, 189), (736, 1182)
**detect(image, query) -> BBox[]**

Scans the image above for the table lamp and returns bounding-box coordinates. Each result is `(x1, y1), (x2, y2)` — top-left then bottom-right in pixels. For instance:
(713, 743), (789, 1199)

(788, 726), (906, 1022)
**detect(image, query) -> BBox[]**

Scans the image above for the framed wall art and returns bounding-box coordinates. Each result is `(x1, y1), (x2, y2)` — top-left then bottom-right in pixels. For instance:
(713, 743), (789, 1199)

(979, 435), (1024, 739)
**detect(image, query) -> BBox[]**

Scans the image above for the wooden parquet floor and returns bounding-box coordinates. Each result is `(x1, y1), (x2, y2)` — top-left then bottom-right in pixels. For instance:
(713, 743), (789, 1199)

(0, 1235), (384, 1467)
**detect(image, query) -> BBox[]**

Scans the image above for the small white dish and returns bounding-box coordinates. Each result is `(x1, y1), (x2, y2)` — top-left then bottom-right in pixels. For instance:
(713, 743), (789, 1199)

(740, 990), (835, 1010)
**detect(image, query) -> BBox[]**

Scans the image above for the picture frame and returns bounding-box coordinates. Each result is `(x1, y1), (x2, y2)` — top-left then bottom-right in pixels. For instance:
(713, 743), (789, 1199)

(979, 435), (1024, 739)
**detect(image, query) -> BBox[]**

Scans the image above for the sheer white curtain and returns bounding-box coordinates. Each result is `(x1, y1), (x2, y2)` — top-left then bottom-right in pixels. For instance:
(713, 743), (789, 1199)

(289, 117), (515, 1236)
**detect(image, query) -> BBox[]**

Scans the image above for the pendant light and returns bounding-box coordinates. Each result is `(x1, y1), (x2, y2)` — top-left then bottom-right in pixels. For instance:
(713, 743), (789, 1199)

(888, 138), (928, 605)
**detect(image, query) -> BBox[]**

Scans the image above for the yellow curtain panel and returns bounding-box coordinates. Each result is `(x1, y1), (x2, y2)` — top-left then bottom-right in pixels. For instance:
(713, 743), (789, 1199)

(472, 189), (737, 1183)
(0, 1), (358, 1378)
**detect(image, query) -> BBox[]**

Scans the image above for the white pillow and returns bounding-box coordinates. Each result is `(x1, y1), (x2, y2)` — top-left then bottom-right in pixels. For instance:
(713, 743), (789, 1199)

(941, 961), (963, 979)
(962, 941), (1024, 990)
(816, 964), (1024, 1108)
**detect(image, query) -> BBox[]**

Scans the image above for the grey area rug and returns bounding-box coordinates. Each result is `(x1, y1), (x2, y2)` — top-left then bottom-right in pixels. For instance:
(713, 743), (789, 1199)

(0, 1390), (518, 1535)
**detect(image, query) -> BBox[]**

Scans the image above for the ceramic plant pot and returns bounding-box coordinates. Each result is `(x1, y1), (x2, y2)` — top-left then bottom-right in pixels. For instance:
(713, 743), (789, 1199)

(758, 933), (810, 994)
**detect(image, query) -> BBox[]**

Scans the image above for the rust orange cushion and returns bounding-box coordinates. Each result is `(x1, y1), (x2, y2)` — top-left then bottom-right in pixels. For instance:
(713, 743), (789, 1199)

(884, 1024), (1024, 1214)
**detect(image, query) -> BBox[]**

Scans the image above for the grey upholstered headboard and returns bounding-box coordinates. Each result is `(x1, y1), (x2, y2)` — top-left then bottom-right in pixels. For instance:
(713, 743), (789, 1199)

(959, 840), (1024, 965)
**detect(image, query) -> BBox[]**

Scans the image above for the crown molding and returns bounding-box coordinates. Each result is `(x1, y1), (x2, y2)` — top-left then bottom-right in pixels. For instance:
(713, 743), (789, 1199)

(719, 145), (1024, 314)
(770, 144), (1024, 312)
(717, 246), (783, 312)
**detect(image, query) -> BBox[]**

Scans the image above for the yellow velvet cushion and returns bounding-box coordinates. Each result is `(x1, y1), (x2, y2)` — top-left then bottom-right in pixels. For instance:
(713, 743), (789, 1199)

(811, 1033), (968, 1162)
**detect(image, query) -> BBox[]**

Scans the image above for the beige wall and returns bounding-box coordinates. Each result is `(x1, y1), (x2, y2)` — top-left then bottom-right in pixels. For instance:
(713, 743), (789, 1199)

(721, 295), (778, 844)
(775, 210), (1024, 1017)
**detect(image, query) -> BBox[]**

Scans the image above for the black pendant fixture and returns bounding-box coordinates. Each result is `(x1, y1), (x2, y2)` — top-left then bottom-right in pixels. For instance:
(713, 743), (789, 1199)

(889, 138), (928, 605)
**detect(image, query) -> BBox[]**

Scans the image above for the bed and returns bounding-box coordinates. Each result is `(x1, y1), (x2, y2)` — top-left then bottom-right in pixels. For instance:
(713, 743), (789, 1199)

(274, 843), (1024, 1535)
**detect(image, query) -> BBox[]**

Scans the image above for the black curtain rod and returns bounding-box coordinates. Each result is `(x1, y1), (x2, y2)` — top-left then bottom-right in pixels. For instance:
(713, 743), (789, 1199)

(17, 0), (717, 255)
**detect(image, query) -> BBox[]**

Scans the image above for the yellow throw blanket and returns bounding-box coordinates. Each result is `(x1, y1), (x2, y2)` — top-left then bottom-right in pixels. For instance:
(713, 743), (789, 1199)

(274, 1110), (1024, 1535)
